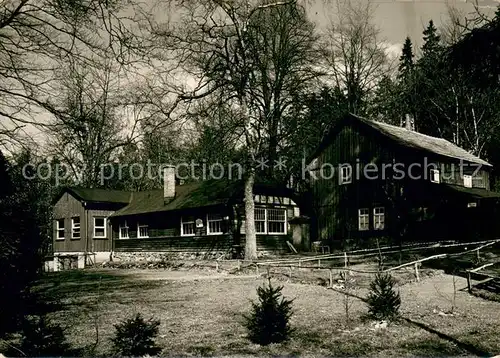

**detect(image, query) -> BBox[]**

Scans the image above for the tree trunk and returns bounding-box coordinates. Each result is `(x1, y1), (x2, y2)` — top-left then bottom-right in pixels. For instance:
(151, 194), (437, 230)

(244, 169), (257, 260)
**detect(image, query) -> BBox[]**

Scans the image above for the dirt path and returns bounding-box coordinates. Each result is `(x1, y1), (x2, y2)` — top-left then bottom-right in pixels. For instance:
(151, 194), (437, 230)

(101, 268), (260, 281)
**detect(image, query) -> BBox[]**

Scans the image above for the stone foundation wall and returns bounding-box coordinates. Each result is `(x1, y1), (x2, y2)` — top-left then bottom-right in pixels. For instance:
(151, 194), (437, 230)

(111, 250), (233, 262)
(111, 249), (281, 262)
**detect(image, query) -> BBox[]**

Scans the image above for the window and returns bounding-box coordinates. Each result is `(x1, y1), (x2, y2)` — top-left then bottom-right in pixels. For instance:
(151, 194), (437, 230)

(463, 174), (472, 188)
(358, 209), (369, 231)
(373, 207), (385, 230)
(255, 208), (266, 234)
(56, 219), (65, 239)
(430, 169), (440, 183)
(181, 217), (195, 236)
(137, 223), (148, 238)
(119, 221), (129, 239)
(267, 208), (286, 234)
(93, 217), (106, 238)
(71, 217), (80, 239)
(473, 175), (485, 189)
(207, 214), (223, 235)
(340, 165), (352, 185)
(253, 208), (287, 235)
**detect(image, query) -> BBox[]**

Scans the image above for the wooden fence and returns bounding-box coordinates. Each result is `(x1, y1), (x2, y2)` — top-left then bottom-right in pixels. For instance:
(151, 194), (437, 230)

(245, 239), (500, 286)
(466, 262), (500, 293)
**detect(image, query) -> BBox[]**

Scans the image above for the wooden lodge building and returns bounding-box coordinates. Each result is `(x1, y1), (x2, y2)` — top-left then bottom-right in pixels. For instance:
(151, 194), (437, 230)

(308, 114), (500, 250)
(51, 168), (302, 270)
(51, 113), (500, 269)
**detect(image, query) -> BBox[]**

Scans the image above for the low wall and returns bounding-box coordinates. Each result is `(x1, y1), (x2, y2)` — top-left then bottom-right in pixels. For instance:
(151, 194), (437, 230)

(112, 250), (232, 262)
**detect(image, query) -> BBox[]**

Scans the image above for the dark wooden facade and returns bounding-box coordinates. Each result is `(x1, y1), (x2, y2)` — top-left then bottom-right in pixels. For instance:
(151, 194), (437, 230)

(111, 198), (297, 256)
(310, 116), (499, 250)
(53, 183), (301, 259)
(53, 192), (126, 253)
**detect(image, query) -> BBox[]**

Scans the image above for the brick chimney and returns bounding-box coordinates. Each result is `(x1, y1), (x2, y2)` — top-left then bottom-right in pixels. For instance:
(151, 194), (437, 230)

(163, 166), (175, 204)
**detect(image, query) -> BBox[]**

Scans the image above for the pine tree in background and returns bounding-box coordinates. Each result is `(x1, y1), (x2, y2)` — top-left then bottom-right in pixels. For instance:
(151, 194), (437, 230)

(422, 20), (441, 57)
(398, 37), (414, 78)
(369, 75), (400, 124)
(366, 272), (401, 321)
(397, 37), (416, 126)
(415, 20), (447, 137)
(244, 279), (294, 345)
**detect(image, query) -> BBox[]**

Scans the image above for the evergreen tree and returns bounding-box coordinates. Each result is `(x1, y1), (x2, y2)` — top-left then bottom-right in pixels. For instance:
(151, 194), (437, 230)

(244, 279), (294, 345)
(369, 76), (400, 124)
(421, 20), (441, 57)
(18, 315), (72, 356)
(111, 313), (161, 356)
(366, 272), (401, 320)
(398, 37), (414, 79)
(415, 20), (446, 136)
(397, 37), (417, 125)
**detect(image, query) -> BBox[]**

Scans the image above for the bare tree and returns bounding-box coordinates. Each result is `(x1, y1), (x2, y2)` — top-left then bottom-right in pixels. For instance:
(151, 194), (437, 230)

(440, 4), (468, 46)
(146, 0), (319, 259)
(45, 60), (134, 187)
(322, 0), (389, 114)
(0, 0), (148, 139)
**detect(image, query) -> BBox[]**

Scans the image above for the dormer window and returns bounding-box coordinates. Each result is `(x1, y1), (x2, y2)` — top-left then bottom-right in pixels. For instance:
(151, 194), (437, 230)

(340, 165), (352, 185)
(463, 174), (472, 188)
(430, 169), (440, 183)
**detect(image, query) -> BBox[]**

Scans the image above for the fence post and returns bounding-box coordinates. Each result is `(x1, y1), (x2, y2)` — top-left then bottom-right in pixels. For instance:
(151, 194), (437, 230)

(329, 268), (333, 288)
(237, 259), (241, 270)
(298, 260), (301, 268)
(215, 260), (219, 271)
(414, 262), (420, 282)
(289, 265), (292, 281)
(256, 264), (259, 276)
(318, 259), (321, 269)
(477, 249), (480, 261)
(344, 252), (348, 269)
(467, 271), (472, 293)
(266, 265), (270, 277)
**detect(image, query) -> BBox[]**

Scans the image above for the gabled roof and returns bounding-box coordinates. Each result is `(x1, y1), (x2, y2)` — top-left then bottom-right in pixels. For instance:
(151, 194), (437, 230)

(110, 179), (294, 217)
(56, 187), (132, 204)
(312, 114), (491, 167)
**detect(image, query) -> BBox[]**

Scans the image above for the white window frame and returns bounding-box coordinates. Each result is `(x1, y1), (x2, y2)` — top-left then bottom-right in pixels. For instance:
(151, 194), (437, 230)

(71, 216), (81, 239)
(463, 174), (472, 188)
(340, 165), (352, 185)
(137, 223), (149, 238)
(206, 214), (223, 235)
(358, 209), (369, 231)
(254, 207), (267, 234)
(181, 217), (195, 237)
(430, 169), (440, 183)
(56, 219), (65, 240)
(119, 221), (129, 239)
(93, 217), (107, 238)
(253, 207), (287, 235)
(373, 207), (385, 230)
(267, 208), (287, 235)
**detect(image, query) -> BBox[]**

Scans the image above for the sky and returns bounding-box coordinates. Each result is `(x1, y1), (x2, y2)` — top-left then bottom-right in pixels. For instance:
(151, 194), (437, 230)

(2, 0), (498, 154)
(308, 0), (497, 50)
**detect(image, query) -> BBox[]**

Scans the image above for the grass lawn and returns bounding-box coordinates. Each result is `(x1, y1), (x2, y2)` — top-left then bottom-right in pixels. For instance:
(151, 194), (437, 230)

(28, 268), (500, 357)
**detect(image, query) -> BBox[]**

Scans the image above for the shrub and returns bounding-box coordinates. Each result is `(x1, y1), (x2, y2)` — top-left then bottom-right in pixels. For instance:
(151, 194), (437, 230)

(244, 279), (294, 345)
(111, 313), (161, 356)
(366, 272), (401, 320)
(18, 315), (72, 356)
